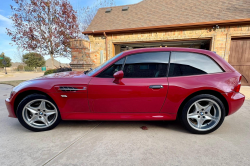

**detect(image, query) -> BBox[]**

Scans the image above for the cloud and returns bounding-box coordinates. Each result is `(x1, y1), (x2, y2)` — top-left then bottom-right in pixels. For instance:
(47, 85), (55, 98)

(0, 14), (12, 24)
(0, 14), (12, 34)
(0, 14), (14, 60)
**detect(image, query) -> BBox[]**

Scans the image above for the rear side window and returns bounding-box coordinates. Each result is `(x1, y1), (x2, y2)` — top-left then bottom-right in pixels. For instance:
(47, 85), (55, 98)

(168, 52), (223, 77)
(123, 52), (170, 78)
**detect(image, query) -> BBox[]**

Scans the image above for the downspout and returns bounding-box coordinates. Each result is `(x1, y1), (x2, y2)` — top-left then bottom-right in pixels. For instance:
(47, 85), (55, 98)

(104, 32), (108, 61)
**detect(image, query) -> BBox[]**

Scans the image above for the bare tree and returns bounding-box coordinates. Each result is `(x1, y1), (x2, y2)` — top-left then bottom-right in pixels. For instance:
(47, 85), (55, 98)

(13, 49), (24, 63)
(77, 0), (115, 38)
(7, 0), (80, 68)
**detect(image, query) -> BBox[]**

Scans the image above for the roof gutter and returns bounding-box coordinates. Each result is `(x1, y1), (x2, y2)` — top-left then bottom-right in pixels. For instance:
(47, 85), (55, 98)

(103, 32), (108, 60)
(83, 19), (250, 35)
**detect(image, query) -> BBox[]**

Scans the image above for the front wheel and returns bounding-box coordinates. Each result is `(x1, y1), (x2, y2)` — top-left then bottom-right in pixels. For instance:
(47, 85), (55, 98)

(181, 94), (225, 134)
(17, 94), (61, 132)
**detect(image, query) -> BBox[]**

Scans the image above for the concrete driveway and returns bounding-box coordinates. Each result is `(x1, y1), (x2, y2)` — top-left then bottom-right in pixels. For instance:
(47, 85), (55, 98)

(0, 84), (250, 166)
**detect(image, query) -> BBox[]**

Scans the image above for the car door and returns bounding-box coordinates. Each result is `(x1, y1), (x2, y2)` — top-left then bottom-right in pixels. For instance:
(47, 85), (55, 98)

(88, 51), (170, 113)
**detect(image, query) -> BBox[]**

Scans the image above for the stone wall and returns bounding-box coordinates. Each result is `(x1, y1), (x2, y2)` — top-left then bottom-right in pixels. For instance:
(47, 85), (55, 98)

(70, 39), (94, 70)
(87, 24), (250, 66)
(71, 25), (250, 68)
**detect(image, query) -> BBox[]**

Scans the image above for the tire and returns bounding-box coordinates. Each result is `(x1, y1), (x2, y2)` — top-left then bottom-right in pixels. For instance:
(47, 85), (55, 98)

(181, 94), (225, 134)
(17, 94), (61, 132)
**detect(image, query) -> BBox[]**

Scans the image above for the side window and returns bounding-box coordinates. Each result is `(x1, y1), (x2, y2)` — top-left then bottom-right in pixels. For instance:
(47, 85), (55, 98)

(97, 58), (125, 78)
(169, 52), (223, 77)
(123, 52), (170, 78)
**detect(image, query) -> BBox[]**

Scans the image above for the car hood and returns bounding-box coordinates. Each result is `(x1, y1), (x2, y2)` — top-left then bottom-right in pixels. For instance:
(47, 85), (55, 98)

(35, 71), (85, 79)
(12, 71), (90, 93)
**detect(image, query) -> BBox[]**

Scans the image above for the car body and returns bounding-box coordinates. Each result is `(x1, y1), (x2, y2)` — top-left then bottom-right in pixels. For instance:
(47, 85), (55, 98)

(5, 47), (245, 133)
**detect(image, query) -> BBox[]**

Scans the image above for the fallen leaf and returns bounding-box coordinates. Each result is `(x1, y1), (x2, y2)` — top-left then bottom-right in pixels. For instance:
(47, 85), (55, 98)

(140, 126), (148, 130)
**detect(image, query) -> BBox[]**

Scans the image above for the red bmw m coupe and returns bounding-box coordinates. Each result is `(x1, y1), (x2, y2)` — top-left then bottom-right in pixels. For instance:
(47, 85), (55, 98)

(5, 48), (245, 134)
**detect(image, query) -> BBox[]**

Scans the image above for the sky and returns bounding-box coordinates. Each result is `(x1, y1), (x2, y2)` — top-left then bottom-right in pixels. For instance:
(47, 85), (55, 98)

(0, 0), (142, 64)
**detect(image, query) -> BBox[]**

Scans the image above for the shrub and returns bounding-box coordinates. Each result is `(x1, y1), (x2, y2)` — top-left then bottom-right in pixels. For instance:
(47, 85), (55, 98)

(44, 69), (57, 75)
(24, 66), (34, 71)
(17, 65), (24, 71)
(44, 67), (72, 75)
(56, 67), (72, 73)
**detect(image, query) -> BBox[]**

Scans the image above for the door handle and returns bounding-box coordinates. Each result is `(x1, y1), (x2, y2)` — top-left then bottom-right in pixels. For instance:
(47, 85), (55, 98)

(149, 85), (163, 89)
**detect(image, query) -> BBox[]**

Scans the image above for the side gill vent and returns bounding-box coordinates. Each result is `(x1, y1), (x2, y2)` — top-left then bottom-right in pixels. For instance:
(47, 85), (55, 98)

(105, 8), (112, 13)
(59, 87), (78, 92)
(122, 6), (129, 11)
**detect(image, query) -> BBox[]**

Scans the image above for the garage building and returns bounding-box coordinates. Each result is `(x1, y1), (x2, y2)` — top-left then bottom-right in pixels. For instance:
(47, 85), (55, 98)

(70, 0), (250, 85)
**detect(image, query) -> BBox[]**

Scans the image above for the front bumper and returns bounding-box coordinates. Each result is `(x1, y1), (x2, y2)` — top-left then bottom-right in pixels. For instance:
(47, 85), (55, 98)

(222, 92), (245, 116)
(5, 98), (17, 118)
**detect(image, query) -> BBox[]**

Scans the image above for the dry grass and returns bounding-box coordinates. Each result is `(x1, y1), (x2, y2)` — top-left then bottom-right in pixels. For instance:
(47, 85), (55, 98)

(0, 80), (26, 87)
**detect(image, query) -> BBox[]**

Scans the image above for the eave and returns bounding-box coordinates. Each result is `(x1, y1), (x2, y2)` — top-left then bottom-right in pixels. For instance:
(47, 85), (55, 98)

(82, 18), (250, 35)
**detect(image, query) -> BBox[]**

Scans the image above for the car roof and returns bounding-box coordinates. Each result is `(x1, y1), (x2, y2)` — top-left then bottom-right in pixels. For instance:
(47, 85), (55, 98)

(122, 47), (211, 55)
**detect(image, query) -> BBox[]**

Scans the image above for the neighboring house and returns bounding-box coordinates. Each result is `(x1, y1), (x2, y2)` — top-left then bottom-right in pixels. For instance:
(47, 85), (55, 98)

(11, 62), (25, 68)
(46, 58), (69, 69)
(71, 0), (250, 85)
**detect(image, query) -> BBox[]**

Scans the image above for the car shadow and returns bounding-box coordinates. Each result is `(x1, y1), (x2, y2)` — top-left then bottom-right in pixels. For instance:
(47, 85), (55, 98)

(58, 120), (190, 134)
(11, 119), (189, 134)
(144, 121), (189, 133)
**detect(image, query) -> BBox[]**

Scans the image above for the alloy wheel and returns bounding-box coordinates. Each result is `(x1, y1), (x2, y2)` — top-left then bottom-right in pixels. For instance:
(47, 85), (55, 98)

(22, 99), (58, 129)
(187, 99), (221, 131)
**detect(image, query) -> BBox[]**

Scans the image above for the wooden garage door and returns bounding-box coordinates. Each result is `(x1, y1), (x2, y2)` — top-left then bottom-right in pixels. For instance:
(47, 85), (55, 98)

(229, 39), (250, 86)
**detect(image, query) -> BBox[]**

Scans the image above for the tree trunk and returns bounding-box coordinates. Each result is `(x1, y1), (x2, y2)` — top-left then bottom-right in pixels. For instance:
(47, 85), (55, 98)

(50, 54), (55, 69)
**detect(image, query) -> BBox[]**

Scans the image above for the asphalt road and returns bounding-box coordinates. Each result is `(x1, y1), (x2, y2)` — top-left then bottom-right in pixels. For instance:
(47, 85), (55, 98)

(0, 84), (250, 166)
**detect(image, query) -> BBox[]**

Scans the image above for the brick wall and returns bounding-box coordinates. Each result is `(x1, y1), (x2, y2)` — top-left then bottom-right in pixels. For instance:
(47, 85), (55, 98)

(72, 24), (250, 67)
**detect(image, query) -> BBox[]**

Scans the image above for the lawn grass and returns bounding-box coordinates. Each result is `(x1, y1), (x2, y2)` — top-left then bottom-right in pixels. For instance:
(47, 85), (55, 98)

(0, 80), (26, 87)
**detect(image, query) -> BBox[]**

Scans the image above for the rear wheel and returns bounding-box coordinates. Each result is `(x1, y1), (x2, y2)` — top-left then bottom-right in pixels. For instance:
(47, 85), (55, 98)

(181, 94), (225, 134)
(17, 94), (61, 132)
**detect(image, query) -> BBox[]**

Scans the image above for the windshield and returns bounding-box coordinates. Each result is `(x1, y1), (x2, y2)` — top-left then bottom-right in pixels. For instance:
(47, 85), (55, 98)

(87, 52), (123, 76)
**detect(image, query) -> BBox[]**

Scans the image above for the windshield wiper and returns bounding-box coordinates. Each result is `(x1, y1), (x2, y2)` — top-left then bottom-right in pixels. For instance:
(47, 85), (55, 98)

(84, 68), (93, 74)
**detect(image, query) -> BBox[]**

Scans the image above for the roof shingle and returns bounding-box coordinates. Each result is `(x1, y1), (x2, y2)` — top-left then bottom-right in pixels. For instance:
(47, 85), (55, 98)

(85, 0), (250, 32)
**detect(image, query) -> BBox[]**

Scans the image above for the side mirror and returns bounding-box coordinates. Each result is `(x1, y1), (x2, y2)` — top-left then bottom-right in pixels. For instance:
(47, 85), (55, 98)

(113, 70), (124, 84)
